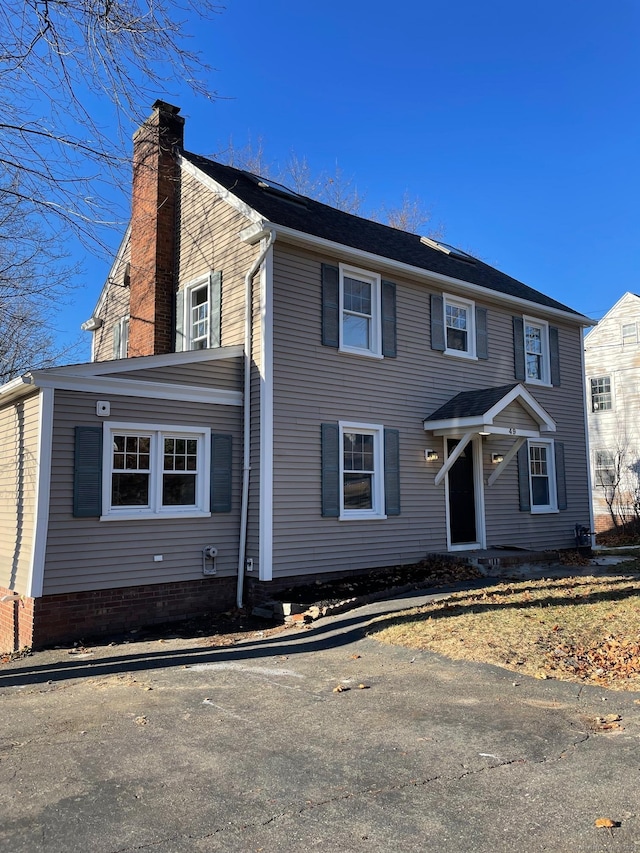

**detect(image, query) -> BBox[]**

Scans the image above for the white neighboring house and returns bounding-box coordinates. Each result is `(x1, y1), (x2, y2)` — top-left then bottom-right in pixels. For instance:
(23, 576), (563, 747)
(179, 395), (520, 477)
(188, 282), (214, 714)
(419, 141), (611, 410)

(584, 292), (640, 531)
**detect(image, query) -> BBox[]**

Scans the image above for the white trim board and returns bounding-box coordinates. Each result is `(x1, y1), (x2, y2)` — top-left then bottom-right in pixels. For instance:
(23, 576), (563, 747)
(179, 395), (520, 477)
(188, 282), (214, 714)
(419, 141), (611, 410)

(27, 388), (54, 598)
(30, 375), (243, 406)
(247, 221), (594, 327)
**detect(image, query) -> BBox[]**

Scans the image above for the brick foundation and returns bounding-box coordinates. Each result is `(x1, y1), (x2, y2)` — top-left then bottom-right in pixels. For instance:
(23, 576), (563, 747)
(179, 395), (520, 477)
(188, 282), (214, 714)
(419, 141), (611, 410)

(0, 587), (35, 653)
(0, 576), (236, 653)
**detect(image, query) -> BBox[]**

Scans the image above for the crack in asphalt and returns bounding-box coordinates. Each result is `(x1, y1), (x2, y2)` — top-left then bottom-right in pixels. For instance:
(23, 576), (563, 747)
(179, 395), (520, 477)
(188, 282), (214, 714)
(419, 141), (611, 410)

(108, 742), (592, 853)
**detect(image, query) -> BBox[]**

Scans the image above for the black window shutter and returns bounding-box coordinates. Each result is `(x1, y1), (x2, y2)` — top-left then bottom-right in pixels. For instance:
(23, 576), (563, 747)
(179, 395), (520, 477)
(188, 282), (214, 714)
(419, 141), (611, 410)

(321, 423), (340, 517)
(431, 294), (445, 351)
(517, 442), (531, 512)
(381, 280), (397, 358)
(513, 316), (525, 381)
(555, 441), (567, 510)
(175, 289), (185, 352)
(73, 426), (103, 517)
(549, 327), (561, 387)
(384, 429), (401, 516)
(476, 307), (488, 359)
(321, 264), (340, 348)
(211, 433), (233, 513)
(209, 271), (222, 348)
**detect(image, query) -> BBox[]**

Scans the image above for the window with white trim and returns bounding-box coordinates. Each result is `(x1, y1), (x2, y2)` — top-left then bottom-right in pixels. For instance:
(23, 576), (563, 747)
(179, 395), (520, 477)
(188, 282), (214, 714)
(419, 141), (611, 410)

(187, 280), (210, 350)
(339, 422), (386, 519)
(112, 316), (129, 359)
(622, 323), (638, 346)
(595, 450), (616, 486)
(444, 294), (476, 358)
(339, 264), (381, 357)
(528, 439), (557, 513)
(590, 376), (612, 412)
(102, 423), (210, 520)
(523, 317), (550, 384)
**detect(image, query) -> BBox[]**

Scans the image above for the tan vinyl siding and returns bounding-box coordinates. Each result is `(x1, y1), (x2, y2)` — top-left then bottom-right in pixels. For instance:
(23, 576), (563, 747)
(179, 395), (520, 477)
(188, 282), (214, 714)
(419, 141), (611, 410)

(44, 389), (242, 595)
(179, 171), (256, 347)
(93, 239), (131, 362)
(492, 402), (540, 432)
(270, 244), (590, 578)
(0, 393), (40, 594)
(102, 357), (242, 390)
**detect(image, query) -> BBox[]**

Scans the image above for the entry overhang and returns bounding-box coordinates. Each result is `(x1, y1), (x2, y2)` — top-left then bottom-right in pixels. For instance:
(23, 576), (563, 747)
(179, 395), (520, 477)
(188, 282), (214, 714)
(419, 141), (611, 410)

(423, 383), (556, 437)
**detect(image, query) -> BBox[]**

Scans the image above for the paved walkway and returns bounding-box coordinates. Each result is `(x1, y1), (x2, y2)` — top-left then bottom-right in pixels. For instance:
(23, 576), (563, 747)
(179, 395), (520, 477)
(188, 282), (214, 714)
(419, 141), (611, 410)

(1, 586), (639, 852)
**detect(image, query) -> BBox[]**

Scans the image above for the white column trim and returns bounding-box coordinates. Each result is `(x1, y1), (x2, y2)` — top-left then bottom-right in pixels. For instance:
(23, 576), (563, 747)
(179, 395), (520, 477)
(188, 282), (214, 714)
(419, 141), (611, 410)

(259, 244), (274, 581)
(27, 388), (54, 598)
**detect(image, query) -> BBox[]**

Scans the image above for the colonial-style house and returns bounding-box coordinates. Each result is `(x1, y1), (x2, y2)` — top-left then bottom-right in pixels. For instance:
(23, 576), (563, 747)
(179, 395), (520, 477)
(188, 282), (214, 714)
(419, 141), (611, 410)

(0, 102), (594, 651)
(584, 292), (640, 531)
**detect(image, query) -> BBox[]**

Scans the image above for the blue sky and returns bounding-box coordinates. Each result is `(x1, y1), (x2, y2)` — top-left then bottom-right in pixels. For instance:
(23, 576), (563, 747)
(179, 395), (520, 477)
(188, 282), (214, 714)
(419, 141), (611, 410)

(61, 0), (640, 358)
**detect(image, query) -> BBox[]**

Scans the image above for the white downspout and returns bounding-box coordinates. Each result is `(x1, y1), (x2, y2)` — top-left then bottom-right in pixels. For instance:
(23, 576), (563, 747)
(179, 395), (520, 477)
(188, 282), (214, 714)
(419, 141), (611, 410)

(237, 230), (276, 608)
(580, 328), (596, 547)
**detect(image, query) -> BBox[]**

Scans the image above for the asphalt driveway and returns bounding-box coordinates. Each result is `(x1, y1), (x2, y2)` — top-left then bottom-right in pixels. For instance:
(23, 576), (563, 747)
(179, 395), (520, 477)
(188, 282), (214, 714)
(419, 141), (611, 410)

(1, 589), (639, 852)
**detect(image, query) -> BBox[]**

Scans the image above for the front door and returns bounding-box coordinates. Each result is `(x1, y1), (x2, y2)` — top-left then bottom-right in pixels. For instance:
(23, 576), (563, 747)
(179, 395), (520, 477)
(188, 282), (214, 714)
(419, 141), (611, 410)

(447, 438), (477, 546)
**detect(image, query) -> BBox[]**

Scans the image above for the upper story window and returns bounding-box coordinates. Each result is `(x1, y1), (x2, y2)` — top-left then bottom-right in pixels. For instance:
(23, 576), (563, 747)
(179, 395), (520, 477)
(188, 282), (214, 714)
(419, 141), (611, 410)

(444, 294), (476, 358)
(590, 376), (612, 412)
(102, 423), (210, 521)
(523, 317), (550, 384)
(339, 264), (382, 358)
(187, 281), (210, 350)
(622, 323), (638, 346)
(176, 272), (221, 353)
(112, 316), (129, 359)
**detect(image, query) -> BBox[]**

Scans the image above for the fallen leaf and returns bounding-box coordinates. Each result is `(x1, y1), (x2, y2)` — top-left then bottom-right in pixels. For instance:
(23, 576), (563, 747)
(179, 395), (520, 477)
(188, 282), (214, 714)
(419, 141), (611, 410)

(332, 685), (349, 693)
(134, 715), (148, 726)
(357, 683), (370, 689)
(594, 817), (619, 828)
(535, 671), (549, 680)
(350, 654), (361, 660)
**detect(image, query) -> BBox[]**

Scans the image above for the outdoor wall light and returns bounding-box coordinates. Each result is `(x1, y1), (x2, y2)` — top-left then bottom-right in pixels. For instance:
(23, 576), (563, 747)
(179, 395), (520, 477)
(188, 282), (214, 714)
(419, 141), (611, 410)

(424, 449), (439, 462)
(491, 453), (504, 464)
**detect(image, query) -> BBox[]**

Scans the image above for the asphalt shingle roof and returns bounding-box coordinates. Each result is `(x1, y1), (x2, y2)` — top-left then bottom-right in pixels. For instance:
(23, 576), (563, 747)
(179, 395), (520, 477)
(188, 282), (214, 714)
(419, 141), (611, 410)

(183, 151), (582, 318)
(424, 383), (520, 422)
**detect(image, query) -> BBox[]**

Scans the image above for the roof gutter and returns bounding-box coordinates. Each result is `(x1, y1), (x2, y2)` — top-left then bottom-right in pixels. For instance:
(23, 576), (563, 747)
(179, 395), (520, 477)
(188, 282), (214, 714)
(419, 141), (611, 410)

(0, 374), (37, 405)
(236, 229), (276, 610)
(240, 221), (595, 327)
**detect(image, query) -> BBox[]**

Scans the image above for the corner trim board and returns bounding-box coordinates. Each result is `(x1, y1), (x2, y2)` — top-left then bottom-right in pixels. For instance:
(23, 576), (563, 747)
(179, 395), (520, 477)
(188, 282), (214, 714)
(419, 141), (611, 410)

(27, 387), (54, 598)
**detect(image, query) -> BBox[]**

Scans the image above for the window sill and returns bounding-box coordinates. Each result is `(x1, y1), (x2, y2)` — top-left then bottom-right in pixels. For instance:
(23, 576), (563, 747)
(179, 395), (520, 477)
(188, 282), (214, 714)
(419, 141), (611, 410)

(100, 510), (212, 522)
(443, 350), (477, 361)
(339, 512), (388, 521)
(530, 507), (559, 515)
(524, 378), (552, 389)
(338, 346), (384, 360)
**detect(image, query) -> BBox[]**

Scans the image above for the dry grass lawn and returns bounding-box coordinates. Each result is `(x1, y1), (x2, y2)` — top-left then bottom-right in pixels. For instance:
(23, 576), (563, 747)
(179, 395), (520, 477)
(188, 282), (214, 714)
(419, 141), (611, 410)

(368, 564), (640, 690)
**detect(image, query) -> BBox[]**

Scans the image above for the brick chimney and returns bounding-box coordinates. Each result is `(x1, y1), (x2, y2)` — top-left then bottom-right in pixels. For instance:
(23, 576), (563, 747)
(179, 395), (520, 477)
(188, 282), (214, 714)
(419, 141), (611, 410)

(128, 101), (184, 357)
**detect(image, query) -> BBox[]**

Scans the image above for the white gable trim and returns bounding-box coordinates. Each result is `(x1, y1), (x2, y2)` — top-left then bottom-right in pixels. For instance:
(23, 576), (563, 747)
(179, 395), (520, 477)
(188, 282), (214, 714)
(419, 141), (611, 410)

(90, 225), (132, 320)
(179, 155), (263, 225)
(424, 384), (556, 435)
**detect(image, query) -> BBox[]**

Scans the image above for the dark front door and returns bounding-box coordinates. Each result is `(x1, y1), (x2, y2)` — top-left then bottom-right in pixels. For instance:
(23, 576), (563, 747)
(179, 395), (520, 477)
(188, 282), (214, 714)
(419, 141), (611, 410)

(447, 439), (477, 545)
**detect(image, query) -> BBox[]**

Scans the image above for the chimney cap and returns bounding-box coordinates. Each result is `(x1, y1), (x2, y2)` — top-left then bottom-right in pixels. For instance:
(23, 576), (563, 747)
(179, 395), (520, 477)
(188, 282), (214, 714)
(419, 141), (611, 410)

(152, 100), (181, 116)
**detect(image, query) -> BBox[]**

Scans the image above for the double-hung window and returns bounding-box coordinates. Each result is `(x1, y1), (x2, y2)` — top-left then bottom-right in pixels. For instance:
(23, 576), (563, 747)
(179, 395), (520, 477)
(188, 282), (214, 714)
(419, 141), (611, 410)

(590, 376), (612, 412)
(523, 317), (550, 384)
(595, 450), (616, 486)
(339, 265), (382, 357)
(444, 295), (476, 358)
(528, 439), (557, 513)
(112, 316), (129, 359)
(103, 423), (210, 520)
(188, 281), (210, 350)
(340, 422), (386, 519)
(622, 323), (638, 346)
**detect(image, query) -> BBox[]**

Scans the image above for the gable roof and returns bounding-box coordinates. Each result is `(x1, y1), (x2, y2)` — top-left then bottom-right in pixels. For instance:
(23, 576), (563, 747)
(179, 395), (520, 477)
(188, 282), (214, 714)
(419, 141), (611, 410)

(423, 383), (556, 434)
(182, 151), (586, 320)
(584, 291), (640, 344)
